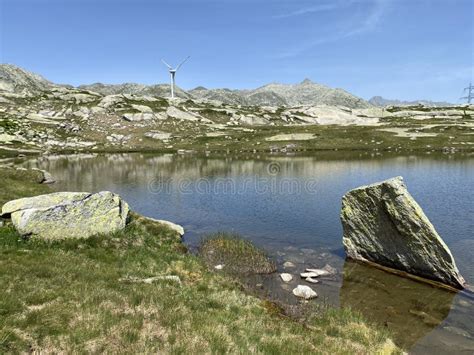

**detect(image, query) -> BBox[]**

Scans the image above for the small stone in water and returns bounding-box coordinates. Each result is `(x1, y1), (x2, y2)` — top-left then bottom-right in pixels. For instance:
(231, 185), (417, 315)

(300, 272), (319, 278)
(283, 261), (295, 268)
(280, 273), (293, 282)
(323, 264), (337, 274)
(305, 269), (331, 277)
(292, 285), (317, 300)
(305, 277), (319, 284)
(214, 264), (224, 270)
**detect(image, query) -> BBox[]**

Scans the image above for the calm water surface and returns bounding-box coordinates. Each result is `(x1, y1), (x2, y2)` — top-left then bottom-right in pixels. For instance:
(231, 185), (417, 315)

(23, 151), (474, 353)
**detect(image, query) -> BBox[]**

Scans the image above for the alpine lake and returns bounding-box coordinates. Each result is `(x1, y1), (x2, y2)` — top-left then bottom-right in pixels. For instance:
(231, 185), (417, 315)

(21, 151), (474, 353)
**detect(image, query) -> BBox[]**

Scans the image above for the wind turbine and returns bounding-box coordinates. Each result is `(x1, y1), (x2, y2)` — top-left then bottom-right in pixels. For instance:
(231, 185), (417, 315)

(161, 56), (190, 99)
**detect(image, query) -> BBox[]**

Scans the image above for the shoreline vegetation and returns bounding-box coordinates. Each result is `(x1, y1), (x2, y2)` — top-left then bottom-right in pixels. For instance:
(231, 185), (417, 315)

(0, 168), (400, 353)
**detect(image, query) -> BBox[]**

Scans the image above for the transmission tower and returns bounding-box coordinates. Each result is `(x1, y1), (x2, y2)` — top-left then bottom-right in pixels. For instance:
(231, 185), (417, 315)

(461, 82), (474, 104)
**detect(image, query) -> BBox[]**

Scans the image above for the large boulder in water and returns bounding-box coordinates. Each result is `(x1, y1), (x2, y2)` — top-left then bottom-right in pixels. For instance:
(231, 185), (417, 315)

(1, 191), (129, 239)
(340, 176), (466, 289)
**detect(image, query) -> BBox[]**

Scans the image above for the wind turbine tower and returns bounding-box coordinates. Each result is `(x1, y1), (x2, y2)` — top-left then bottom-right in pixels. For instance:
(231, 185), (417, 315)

(161, 56), (190, 99)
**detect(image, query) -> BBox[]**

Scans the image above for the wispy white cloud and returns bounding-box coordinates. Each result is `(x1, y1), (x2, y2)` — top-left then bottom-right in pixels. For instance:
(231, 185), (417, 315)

(277, 0), (390, 58)
(273, 2), (341, 19)
(346, 0), (387, 36)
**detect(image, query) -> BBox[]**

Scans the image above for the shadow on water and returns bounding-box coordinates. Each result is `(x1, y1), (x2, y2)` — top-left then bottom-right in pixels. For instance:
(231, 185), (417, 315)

(340, 260), (474, 351)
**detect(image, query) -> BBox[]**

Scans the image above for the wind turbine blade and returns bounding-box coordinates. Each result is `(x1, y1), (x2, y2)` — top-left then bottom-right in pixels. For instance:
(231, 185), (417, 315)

(176, 56), (190, 71)
(161, 59), (172, 69)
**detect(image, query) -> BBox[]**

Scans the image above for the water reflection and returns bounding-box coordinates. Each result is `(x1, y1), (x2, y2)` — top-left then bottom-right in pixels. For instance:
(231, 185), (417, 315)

(340, 260), (456, 349)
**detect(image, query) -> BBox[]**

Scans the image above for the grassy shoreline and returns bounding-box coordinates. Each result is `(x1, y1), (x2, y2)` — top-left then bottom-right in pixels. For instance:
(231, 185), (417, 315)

(0, 168), (400, 353)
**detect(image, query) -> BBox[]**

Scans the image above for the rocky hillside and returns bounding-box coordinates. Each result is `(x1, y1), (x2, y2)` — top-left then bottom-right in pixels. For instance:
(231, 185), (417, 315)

(1, 64), (472, 156)
(0, 64), (55, 94)
(369, 96), (453, 107)
(78, 82), (191, 99)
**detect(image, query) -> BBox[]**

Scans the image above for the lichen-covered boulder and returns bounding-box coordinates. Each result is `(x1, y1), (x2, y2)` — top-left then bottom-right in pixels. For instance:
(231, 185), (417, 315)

(1, 191), (129, 239)
(341, 176), (466, 289)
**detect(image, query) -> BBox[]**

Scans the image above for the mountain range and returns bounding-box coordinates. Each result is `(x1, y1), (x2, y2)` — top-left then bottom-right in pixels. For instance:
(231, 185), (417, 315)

(0, 64), (370, 108)
(368, 96), (453, 107)
(0, 64), (454, 108)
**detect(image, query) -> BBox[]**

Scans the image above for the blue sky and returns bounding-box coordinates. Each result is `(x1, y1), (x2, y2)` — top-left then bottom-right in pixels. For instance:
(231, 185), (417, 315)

(0, 0), (472, 102)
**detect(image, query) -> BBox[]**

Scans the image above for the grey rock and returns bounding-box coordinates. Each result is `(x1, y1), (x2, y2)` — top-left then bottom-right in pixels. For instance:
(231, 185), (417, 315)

(98, 94), (124, 108)
(1, 191), (129, 239)
(292, 285), (317, 299)
(140, 215), (184, 236)
(122, 112), (155, 122)
(322, 264), (337, 275)
(131, 104), (153, 113)
(283, 261), (296, 268)
(280, 273), (293, 282)
(305, 269), (331, 277)
(238, 115), (269, 126)
(341, 176), (466, 289)
(144, 131), (172, 140)
(166, 106), (201, 121)
(32, 168), (55, 184)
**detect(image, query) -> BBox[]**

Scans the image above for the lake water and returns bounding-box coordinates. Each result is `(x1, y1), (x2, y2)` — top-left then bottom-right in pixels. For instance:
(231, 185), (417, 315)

(23, 151), (474, 353)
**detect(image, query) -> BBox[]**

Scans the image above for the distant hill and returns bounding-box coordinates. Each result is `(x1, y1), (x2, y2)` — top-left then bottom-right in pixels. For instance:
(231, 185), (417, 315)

(369, 96), (453, 107)
(0, 64), (371, 108)
(190, 79), (371, 108)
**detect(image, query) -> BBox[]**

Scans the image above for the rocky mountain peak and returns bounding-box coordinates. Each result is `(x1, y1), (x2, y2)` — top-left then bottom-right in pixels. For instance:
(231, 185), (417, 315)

(0, 63), (54, 93)
(300, 78), (314, 85)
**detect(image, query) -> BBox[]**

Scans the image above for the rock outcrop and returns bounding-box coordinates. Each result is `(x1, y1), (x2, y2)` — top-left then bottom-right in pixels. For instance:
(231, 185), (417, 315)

(0, 64), (54, 93)
(140, 215), (185, 236)
(1, 191), (129, 239)
(341, 176), (466, 289)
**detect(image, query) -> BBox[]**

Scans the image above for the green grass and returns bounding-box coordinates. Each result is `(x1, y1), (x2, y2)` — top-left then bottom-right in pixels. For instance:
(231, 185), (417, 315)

(0, 170), (400, 353)
(200, 232), (277, 275)
(0, 168), (50, 206)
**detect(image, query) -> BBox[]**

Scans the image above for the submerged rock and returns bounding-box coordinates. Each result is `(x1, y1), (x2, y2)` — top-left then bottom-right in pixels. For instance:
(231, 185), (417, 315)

(292, 285), (317, 299)
(304, 269), (331, 277)
(280, 273), (293, 282)
(341, 176), (466, 289)
(1, 191), (129, 239)
(305, 277), (319, 284)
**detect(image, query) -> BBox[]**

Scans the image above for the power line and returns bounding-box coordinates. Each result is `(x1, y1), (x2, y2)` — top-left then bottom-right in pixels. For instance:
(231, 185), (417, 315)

(461, 82), (474, 104)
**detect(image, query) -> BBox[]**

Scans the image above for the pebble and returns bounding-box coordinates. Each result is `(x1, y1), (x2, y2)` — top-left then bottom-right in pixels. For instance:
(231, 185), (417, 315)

(283, 261), (295, 268)
(214, 264), (224, 270)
